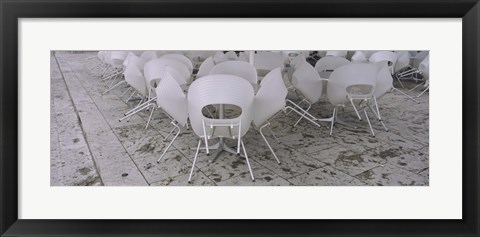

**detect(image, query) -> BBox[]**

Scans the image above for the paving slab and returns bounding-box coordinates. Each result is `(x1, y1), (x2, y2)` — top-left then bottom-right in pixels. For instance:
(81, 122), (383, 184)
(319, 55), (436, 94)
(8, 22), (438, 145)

(289, 165), (367, 186)
(354, 163), (428, 186)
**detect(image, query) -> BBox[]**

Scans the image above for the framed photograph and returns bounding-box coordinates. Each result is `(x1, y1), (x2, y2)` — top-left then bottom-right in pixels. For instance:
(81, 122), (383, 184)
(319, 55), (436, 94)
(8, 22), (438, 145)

(1, 0), (479, 236)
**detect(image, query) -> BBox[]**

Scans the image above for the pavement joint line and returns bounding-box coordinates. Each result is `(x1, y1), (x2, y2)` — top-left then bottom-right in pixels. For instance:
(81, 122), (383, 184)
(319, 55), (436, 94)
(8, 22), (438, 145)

(52, 53), (105, 186)
(65, 58), (150, 185)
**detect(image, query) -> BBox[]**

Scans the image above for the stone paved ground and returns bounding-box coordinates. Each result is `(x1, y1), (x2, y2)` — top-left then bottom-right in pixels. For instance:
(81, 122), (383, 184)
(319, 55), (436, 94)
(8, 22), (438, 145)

(50, 51), (429, 186)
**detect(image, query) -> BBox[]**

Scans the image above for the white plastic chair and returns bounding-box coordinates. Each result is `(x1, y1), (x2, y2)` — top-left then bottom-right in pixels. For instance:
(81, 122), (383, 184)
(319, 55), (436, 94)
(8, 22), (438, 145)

(314, 56), (350, 79)
(90, 51), (109, 75)
(253, 68), (286, 164)
(411, 55), (430, 97)
(361, 51), (379, 58)
(101, 51), (128, 80)
(140, 51), (159, 62)
(253, 68), (320, 163)
(328, 63), (380, 136)
(369, 51), (398, 75)
(326, 50), (348, 58)
(155, 72), (189, 163)
(291, 62), (330, 127)
(237, 52), (249, 62)
(119, 63), (153, 125)
(254, 52), (285, 77)
(101, 51), (130, 93)
(370, 61), (394, 132)
(196, 56), (215, 79)
(160, 54), (194, 76)
(213, 51), (229, 64)
(124, 63), (148, 99)
(120, 58), (190, 129)
(123, 52), (146, 71)
(225, 51), (238, 60)
(209, 61), (258, 88)
(104, 52), (147, 95)
(144, 58), (191, 90)
(394, 51), (411, 74)
(411, 51), (429, 69)
(290, 53), (307, 69)
(281, 51), (309, 64)
(187, 74), (255, 182)
(395, 51), (429, 100)
(316, 51), (327, 58)
(108, 51), (129, 68)
(350, 51), (368, 63)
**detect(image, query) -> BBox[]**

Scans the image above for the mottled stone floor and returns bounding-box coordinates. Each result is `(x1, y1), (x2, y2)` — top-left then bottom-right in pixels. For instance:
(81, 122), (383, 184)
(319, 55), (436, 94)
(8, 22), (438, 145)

(50, 52), (429, 186)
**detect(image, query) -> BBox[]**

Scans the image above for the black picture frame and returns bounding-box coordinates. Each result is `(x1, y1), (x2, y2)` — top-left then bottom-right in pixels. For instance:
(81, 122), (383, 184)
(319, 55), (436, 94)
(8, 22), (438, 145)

(1, 0), (479, 236)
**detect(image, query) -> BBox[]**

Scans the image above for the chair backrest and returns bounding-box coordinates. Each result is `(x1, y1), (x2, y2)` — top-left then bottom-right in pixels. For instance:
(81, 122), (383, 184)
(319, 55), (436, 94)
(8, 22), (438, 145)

(237, 52), (249, 62)
(374, 61), (394, 100)
(394, 51), (411, 73)
(209, 61), (258, 85)
(123, 52), (146, 71)
(412, 51), (429, 68)
(160, 54), (194, 75)
(369, 51), (398, 74)
(314, 56), (350, 78)
(253, 68), (287, 126)
(213, 51), (229, 64)
(350, 51), (368, 63)
(225, 51), (238, 60)
(140, 51), (158, 62)
(124, 63), (148, 97)
(292, 62), (323, 104)
(317, 51), (327, 57)
(123, 52), (135, 68)
(362, 50), (379, 58)
(291, 54), (307, 69)
(196, 56), (215, 78)
(419, 55), (430, 79)
(326, 50), (347, 57)
(254, 52), (285, 72)
(156, 72), (188, 126)
(329, 63), (377, 100)
(187, 74), (254, 138)
(143, 58), (190, 89)
(108, 51), (129, 67)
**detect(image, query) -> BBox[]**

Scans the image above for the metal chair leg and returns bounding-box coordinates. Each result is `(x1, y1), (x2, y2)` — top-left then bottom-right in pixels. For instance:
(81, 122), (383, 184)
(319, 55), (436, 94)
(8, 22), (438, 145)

(103, 80), (126, 95)
(164, 126), (177, 142)
(364, 108), (375, 137)
(188, 139), (202, 182)
(267, 125), (280, 143)
(349, 97), (363, 121)
(293, 100), (312, 127)
(241, 140), (255, 181)
(329, 107), (336, 136)
(145, 107), (156, 130)
(259, 123), (281, 164)
(120, 87), (132, 98)
(417, 85), (429, 97)
(284, 106), (321, 127)
(201, 120), (210, 155)
(157, 122), (181, 163)
(392, 87), (419, 104)
(236, 122), (242, 155)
